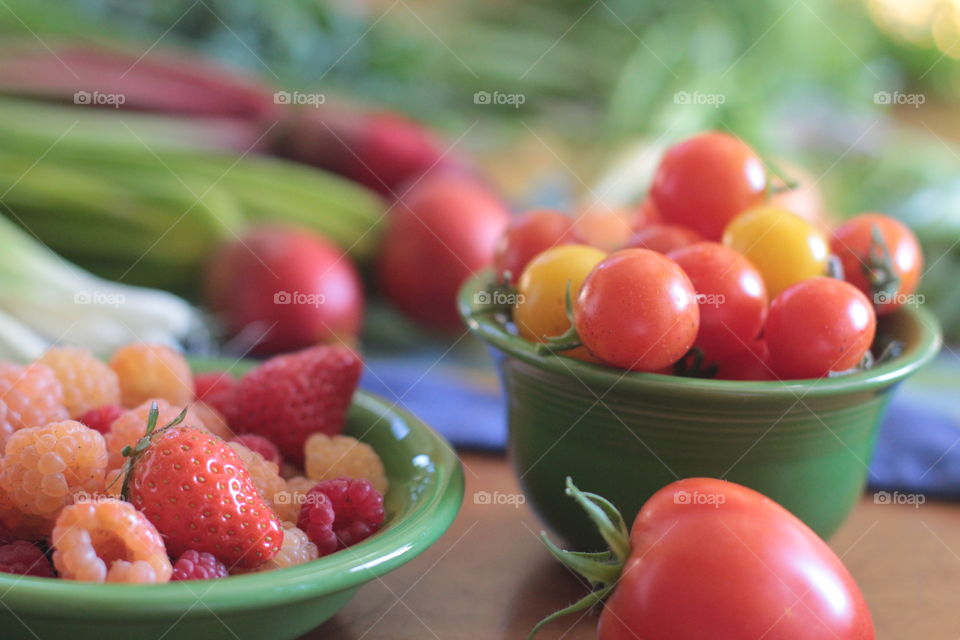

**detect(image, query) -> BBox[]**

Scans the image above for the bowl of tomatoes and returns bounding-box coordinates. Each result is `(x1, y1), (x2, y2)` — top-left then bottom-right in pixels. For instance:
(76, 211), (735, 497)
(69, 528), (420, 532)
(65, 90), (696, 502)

(460, 131), (942, 548)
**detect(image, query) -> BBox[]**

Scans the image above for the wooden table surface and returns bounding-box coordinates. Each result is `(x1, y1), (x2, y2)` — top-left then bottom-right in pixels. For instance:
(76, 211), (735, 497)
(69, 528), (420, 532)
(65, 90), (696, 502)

(305, 451), (960, 640)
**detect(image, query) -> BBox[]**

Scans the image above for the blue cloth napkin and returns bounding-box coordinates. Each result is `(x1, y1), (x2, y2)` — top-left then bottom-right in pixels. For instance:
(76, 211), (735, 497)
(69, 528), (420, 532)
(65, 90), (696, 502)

(360, 339), (960, 496)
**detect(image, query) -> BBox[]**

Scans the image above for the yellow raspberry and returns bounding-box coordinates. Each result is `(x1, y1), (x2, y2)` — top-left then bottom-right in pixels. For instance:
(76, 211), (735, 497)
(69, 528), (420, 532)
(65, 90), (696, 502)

(0, 363), (68, 446)
(52, 499), (172, 583)
(304, 434), (388, 494)
(228, 441), (294, 522)
(191, 402), (232, 440)
(109, 344), (193, 408)
(282, 476), (317, 523)
(0, 420), (108, 521)
(105, 399), (206, 470)
(37, 347), (121, 418)
(256, 522), (318, 571)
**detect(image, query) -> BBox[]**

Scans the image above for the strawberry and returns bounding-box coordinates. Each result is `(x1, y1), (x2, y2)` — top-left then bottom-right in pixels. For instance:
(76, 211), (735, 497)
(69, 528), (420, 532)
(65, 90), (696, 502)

(121, 404), (282, 569)
(229, 345), (362, 465)
(194, 371), (237, 418)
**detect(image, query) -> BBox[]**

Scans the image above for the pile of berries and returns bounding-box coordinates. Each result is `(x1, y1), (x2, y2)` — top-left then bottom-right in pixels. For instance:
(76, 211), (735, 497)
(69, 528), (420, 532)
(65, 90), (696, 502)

(0, 343), (387, 583)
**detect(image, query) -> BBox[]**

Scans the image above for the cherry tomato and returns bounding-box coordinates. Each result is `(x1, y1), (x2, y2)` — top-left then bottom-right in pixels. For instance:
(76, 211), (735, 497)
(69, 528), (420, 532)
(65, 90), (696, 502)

(574, 249), (699, 371)
(601, 478), (875, 640)
(765, 277), (876, 379)
(635, 198), (661, 228)
(768, 160), (831, 229)
(492, 209), (573, 284)
(571, 206), (637, 252)
(627, 224), (703, 254)
(723, 205), (829, 297)
(714, 339), (774, 380)
(650, 131), (767, 240)
(514, 245), (606, 361)
(830, 213), (923, 316)
(377, 173), (510, 329)
(668, 242), (767, 360)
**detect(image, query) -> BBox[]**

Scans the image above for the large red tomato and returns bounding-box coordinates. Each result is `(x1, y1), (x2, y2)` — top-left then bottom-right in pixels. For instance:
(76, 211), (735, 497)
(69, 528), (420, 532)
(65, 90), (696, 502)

(574, 249), (699, 371)
(204, 225), (363, 355)
(650, 132), (767, 240)
(601, 479), (875, 640)
(532, 478), (875, 640)
(377, 173), (510, 330)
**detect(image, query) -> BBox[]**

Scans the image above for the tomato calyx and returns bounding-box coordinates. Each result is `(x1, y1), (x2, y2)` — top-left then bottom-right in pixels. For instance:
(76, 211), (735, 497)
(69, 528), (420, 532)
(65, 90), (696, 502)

(763, 156), (799, 197)
(860, 223), (901, 305)
(535, 282), (585, 355)
(672, 346), (718, 378)
(475, 277), (521, 316)
(528, 478), (631, 640)
(826, 337), (904, 377)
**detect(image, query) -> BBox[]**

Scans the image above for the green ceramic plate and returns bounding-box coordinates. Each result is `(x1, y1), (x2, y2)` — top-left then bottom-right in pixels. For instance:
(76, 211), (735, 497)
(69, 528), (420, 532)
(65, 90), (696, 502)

(459, 271), (941, 548)
(0, 359), (464, 640)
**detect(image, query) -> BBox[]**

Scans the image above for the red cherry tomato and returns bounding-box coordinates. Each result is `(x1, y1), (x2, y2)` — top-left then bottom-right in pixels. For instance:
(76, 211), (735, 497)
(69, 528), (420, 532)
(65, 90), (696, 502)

(599, 478), (875, 640)
(492, 209), (573, 284)
(830, 213), (923, 316)
(650, 132), (767, 240)
(571, 206), (637, 252)
(627, 224), (703, 254)
(668, 242), (767, 360)
(377, 173), (510, 329)
(714, 339), (773, 380)
(574, 249), (699, 371)
(635, 198), (661, 228)
(765, 277), (876, 379)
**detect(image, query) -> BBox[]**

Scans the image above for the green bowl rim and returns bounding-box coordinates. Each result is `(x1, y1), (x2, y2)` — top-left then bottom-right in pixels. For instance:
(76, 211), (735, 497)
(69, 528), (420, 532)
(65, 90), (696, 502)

(0, 391), (465, 616)
(458, 271), (943, 398)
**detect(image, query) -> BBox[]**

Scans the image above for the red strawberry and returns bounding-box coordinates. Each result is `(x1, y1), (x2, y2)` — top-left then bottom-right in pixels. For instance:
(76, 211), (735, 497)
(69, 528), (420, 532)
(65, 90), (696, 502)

(194, 371), (236, 418)
(122, 411), (282, 569)
(229, 345), (361, 465)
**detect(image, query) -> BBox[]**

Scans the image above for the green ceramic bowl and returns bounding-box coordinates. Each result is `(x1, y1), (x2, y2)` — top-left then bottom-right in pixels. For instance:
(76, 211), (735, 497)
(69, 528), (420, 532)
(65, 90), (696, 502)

(459, 272), (941, 548)
(0, 376), (464, 640)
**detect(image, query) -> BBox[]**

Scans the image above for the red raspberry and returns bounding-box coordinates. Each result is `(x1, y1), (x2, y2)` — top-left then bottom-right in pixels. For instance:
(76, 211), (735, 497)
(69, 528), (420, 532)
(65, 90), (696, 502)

(301, 478), (384, 550)
(171, 550), (228, 581)
(0, 541), (53, 577)
(230, 345), (362, 465)
(79, 404), (124, 434)
(297, 491), (337, 556)
(231, 434), (281, 465)
(0, 524), (15, 546)
(194, 372), (236, 418)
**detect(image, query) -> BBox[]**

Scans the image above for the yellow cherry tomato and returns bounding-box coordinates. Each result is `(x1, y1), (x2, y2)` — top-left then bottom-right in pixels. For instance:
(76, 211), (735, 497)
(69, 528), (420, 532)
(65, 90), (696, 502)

(722, 206), (829, 297)
(514, 244), (607, 357)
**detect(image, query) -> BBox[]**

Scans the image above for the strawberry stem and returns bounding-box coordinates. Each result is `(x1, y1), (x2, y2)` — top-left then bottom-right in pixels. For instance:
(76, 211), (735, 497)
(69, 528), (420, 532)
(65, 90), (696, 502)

(528, 478), (632, 639)
(117, 402), (188, 501)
